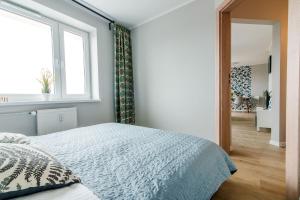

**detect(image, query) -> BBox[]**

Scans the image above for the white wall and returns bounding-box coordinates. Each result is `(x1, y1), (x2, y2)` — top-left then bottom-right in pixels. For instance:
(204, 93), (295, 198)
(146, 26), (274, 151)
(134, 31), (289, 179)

(251, 64), (269, 97)
(132, 0), (216, 141)
(271, 22), (281, 145)
(0, 0), (115, 135)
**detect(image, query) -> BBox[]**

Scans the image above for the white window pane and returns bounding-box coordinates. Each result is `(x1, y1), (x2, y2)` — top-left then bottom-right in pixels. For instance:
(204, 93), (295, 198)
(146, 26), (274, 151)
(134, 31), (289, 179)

(0, 9), (54, 94)
(64, 31), (85, 95)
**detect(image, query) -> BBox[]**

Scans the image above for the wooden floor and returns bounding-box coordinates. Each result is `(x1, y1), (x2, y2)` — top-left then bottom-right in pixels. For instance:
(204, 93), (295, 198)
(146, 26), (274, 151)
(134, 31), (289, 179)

(213, 112), (286, 200)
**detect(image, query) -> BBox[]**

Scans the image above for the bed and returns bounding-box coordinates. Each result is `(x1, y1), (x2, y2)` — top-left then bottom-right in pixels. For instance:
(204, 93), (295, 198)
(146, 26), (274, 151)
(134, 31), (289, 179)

(25, 123), (236, 200)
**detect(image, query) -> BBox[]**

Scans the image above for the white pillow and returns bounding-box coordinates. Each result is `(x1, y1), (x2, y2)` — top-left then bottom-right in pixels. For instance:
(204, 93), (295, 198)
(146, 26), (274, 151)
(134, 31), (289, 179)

(0, 133), (30, 144)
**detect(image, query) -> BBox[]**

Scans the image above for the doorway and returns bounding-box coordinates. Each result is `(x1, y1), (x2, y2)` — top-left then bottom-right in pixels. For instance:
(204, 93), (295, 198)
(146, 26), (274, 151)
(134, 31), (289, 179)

(230, 21), (282, 149)
(218, 22), (285, 199)
(216, 0), (290, 199)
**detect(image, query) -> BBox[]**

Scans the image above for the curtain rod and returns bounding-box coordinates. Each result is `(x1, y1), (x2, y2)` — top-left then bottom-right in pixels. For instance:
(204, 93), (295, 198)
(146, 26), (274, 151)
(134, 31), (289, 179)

(70, 0), (115, 30)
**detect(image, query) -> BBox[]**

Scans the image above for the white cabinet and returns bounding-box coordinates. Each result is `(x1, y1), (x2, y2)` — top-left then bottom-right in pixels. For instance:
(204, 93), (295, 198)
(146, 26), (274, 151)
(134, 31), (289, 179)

(256, 107), (272, 131)
(37, 107), (77, 135)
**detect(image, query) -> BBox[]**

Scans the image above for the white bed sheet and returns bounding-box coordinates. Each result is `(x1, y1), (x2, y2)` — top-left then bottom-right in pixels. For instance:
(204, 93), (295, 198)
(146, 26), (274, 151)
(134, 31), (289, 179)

(12, 184), (100, 200)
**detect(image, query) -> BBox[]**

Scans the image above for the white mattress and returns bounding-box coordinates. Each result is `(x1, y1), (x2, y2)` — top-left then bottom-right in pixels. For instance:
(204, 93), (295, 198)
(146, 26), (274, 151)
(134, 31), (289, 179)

(12, 184), (100, 200)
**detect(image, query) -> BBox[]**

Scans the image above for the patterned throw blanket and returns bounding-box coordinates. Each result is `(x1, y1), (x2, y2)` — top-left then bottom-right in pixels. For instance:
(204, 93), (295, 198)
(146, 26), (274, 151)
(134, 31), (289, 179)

(31, 123), (236, 200)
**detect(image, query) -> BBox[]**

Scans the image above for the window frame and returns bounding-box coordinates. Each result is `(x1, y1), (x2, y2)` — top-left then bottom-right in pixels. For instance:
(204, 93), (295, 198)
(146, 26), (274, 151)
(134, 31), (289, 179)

(59, 24), (91, 100)
(0, 3), (92, 103)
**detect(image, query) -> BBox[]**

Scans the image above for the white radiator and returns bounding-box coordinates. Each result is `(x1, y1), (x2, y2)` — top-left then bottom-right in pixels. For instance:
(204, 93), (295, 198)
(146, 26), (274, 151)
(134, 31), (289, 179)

(37, 107), (78, 135)
(0, 111), (36, 136)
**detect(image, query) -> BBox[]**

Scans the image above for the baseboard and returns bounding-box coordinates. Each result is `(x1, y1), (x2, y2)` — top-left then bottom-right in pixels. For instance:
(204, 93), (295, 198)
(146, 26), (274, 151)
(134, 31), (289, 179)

(269, 140), (286, 148)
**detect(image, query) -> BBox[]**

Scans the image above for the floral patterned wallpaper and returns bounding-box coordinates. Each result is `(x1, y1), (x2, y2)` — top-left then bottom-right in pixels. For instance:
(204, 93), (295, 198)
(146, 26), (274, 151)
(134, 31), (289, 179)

(231, 66), (252, 97)
(231, 66), (255, 111)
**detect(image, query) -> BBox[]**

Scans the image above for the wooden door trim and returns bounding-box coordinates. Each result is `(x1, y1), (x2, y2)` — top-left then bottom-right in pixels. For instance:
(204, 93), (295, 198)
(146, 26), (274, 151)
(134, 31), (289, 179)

(217, 0), (243, 153)
(218, 0), (243, 12)
(218, 11), (231, 153)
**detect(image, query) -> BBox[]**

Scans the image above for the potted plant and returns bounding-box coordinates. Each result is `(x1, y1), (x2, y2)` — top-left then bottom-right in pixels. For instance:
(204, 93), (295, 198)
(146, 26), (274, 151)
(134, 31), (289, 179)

(37, 69), (53, 101)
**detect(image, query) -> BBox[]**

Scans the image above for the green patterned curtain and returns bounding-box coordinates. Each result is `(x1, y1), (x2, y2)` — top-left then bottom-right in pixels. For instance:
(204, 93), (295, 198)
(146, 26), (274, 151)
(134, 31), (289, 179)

(114, 24), (135, 124)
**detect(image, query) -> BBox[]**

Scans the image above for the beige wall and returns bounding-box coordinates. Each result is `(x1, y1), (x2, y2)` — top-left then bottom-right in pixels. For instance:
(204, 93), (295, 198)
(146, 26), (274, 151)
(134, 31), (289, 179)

(286, 0), (300, 198)
(231, 0), (288, 144)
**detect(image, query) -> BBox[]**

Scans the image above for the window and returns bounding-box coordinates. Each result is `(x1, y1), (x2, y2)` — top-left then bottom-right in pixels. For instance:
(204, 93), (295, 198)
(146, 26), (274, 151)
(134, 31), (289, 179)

(0, 9), (54, 95)
(0, 3), (91, 103)
(62, 28), (89, 96)
(64, 31), (86, 95)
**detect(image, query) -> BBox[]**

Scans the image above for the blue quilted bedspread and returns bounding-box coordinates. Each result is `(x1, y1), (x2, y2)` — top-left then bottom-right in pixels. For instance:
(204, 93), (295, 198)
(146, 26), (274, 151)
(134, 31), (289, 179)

(31, 123), (236, 200)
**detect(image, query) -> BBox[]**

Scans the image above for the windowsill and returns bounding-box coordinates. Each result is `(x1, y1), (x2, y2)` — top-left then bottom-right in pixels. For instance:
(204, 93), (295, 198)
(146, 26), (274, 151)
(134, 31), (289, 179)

(0, 99), (101, 107)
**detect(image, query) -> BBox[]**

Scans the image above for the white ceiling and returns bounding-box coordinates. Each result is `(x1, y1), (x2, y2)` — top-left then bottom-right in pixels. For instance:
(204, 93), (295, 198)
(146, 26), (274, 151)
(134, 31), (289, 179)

(232, 23), (273, 67)
(81, 0), (196, 28)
